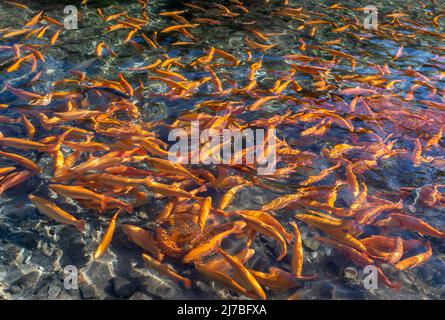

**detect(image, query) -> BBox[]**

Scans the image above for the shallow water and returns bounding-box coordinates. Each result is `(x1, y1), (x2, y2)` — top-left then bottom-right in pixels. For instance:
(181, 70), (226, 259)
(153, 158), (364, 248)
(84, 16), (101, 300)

(0, 0), (445, 300)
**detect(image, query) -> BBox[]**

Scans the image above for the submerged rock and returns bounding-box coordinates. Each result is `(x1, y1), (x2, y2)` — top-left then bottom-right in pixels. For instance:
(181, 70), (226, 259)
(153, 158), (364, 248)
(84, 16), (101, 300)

(79, 282), (99, 299)
(47, 279), (64, 299)
(8, 232), (38, 250)
(111, 277), (136, 299)
(131, 267), (186, 299)
(10, 270), (41, 292)
(303, 238), (320, 252)
(343, 267), (359, 284)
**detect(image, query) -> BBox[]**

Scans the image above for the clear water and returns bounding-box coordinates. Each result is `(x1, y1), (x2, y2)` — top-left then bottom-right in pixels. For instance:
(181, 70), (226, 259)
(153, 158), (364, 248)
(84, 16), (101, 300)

(0, 0), (445, 300)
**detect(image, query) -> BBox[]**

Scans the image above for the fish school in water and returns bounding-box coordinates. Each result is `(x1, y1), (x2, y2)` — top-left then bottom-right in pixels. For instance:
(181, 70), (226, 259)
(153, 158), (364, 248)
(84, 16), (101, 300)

(0, 0), (445, 308)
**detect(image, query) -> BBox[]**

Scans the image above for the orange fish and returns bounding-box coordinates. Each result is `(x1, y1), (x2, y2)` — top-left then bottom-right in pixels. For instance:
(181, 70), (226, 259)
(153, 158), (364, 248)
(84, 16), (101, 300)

(218, 248), (266, 300)
(93, 210), (120, 259)
(29, 195), (86, 232)
(142, 253), (191, 288)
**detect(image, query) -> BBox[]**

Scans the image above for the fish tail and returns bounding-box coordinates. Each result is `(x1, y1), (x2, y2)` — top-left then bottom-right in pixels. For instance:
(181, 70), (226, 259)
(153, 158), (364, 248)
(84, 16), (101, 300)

(181, 278), (192, 288)
(194, 177), (205, 185)
(100, 196), (107, 211)
(0, 82), (9, 94)
(76, 219), (87, 232)
(122, 202), (133, 214)
(285, 232), (294, 244)
(144, 176), (154, 185)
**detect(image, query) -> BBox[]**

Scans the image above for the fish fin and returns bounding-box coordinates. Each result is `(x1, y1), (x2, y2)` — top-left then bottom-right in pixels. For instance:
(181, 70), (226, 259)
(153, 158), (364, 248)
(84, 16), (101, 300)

(285, 232), (294, 244)
(122, 203), (133, 214)
(144, 176), (154, 185)
(217, 166), (229, 178)
(182, 278), (192, 288)
(76, 219), (87, 232)
(296, 273), (317, 280)
(195, 177), (206, 185)
(100, 196), (107, 211)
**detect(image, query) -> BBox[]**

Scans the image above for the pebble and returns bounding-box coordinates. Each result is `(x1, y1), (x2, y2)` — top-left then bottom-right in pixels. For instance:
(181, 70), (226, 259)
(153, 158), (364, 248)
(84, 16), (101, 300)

(129, 291), (153, 300)
(132, 267), (185, 299)
(343, 267), (358, 283)
(80, 282), (99, 299)
(111, 277), (137, 299)
(9, 232), (38, 250)
(48, 279), (63, 299)
(12, 271), (41, 290)
(303, 238), (320, 252)
(0, 244), (23, 265)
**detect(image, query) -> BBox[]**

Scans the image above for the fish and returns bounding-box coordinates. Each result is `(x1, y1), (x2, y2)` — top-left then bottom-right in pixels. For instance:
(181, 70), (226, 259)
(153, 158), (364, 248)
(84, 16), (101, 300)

(93, 210), (120, 259)
(25, 11), (43, 27)
(249, 267), (301, 290)
(28, 195), (86, 232)
(121, 224), (163, 260)
(374, 213), (444, 238)
(0, 167), (16, 176)
(160, 24), (199, 33)
(50, 29), (61, 45)
(361, 236), (403, 264)
(295, 214), (366, 252)
(394, 241), (432, 270)
(49, 184), (108, 211)
(0, 133), (47, 151)
(290, 221), (303, 278)
(0, 170), (33, 195)
(218, 248), (266, 299)
(0, 151), (41, 172)
(237, 212), (287, 260)
(218, 184), (244, 210)
(145, 157), (203, 183)
(183, 221), (246, 263)
(261, 193), (303, 211)
(338, 87), (378, 95)
(198, 197), (211, 231)
(195, 262), (250, 296)
(145, 181), (199, 200)
(21, 114), (35, 139)
(142, 253), (191, 288)
(233, 210), (293, 244)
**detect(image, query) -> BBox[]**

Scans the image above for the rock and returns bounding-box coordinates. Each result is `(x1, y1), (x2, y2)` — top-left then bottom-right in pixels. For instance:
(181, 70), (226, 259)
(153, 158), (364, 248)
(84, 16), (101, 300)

(343, 267), (358, 283)
(129, 291), (153, 300)
(318, 283), (335, 300)
(132, 267), (185, 299)
(111, 277), (136, 299)
(0, 244), (23, 265)
(79, 282), (98, 299)
(85, 261), (114, 293)
(12, 271), (41, 290)
(39, 241), (54, 257)
(303, 238), (320, 251)
(48, 279), (63, 299)
(9, 285), (22, 294)
(57, 227), (89, 267)
(9, 232), (38, 250)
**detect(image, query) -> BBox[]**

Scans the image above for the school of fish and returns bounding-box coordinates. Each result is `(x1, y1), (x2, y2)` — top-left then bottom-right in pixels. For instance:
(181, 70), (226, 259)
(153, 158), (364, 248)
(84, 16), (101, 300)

(1, 0), (445, 299)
